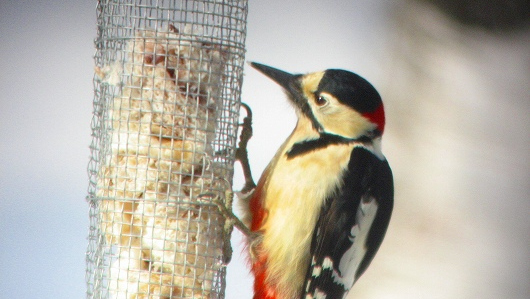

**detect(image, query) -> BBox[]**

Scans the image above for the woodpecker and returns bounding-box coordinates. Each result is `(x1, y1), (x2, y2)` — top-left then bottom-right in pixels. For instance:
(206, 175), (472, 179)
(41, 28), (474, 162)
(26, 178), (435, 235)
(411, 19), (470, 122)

(240, 62), (393, 299)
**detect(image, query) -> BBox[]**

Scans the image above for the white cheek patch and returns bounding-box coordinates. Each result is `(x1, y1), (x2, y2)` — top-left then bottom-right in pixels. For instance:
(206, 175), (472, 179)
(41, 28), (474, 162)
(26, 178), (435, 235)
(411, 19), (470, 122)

(311, 99), (374, 139)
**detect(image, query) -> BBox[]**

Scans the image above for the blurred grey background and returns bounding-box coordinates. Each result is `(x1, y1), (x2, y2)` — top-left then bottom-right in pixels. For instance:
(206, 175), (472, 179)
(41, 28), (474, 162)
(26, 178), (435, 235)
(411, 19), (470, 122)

(0, 1), (528, 298)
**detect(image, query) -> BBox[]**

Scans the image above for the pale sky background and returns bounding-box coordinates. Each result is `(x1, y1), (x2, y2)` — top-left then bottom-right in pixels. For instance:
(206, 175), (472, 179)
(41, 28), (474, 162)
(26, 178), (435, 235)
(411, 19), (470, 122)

(0, 1), (528, 299)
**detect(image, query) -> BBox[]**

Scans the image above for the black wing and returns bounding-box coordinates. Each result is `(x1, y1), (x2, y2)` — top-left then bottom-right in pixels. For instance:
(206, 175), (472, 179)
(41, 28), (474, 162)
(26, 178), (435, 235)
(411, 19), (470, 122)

(301, 146), (393, 298)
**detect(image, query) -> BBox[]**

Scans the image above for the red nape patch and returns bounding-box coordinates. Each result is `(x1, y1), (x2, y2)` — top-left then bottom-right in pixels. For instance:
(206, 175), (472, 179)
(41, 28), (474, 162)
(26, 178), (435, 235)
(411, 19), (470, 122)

(363, 103), (385, 133)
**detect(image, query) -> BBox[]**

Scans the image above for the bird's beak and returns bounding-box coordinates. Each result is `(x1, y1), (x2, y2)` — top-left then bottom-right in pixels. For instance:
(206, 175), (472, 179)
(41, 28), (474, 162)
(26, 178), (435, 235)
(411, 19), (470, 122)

(250, 62), (304, 106)
(250, 62), (323, 132)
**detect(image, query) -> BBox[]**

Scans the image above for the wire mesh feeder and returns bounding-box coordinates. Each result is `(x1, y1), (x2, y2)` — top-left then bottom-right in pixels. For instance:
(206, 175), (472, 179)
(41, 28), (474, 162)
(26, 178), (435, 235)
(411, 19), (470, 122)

(86, 1), (248, 298)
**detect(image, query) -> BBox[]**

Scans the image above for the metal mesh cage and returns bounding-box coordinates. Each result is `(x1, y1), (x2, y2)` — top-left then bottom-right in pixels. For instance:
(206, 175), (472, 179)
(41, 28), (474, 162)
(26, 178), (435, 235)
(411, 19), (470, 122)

(86, 1), (248, 298)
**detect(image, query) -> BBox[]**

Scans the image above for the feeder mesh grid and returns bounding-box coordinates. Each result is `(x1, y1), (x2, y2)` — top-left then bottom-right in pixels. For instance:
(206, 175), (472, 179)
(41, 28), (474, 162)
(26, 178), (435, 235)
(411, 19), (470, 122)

(86, 1), (248, 298)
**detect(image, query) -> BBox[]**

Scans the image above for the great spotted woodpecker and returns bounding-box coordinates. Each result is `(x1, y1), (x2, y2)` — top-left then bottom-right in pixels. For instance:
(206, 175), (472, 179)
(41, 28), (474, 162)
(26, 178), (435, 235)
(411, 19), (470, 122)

(238, 62), (393, 299)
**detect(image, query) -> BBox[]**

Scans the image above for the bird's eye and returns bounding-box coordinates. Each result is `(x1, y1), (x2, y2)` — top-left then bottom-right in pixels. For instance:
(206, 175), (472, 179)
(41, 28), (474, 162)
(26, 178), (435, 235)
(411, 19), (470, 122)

(315, 95), (328, 107)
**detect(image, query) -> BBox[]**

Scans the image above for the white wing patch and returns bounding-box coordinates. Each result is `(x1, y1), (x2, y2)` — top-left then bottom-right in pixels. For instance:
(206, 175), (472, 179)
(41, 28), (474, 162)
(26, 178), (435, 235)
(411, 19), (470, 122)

(312, 265), (323, 277)
(331, 197), (379, 294)
(322, 257), (334, 270)
(306, 289), (328, 299)
(314, 289), (328, 299)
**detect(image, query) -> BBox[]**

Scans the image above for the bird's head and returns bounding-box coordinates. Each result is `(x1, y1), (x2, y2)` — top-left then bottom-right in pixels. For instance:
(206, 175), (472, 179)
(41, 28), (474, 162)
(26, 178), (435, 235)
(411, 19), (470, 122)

(251, 62), (385, 140)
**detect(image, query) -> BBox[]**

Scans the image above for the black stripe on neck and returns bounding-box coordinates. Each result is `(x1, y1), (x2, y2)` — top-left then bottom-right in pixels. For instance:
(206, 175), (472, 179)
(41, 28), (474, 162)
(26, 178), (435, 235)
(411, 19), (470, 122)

(286, 133), (371, 159)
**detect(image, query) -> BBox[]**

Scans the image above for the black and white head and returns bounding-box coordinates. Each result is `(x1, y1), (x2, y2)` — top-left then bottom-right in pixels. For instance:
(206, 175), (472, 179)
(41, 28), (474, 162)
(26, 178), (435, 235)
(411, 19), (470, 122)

(250, 62), (385, 140)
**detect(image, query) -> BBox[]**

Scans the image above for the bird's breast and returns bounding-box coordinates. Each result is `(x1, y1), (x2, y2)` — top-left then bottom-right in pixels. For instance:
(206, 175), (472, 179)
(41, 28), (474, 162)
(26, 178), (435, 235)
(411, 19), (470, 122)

(255, 141), (355, 298)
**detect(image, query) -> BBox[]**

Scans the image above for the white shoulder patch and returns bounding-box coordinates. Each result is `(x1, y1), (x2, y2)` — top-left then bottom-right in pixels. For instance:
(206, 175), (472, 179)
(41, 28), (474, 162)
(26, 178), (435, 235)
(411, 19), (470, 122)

(331, 197), (379, 293)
